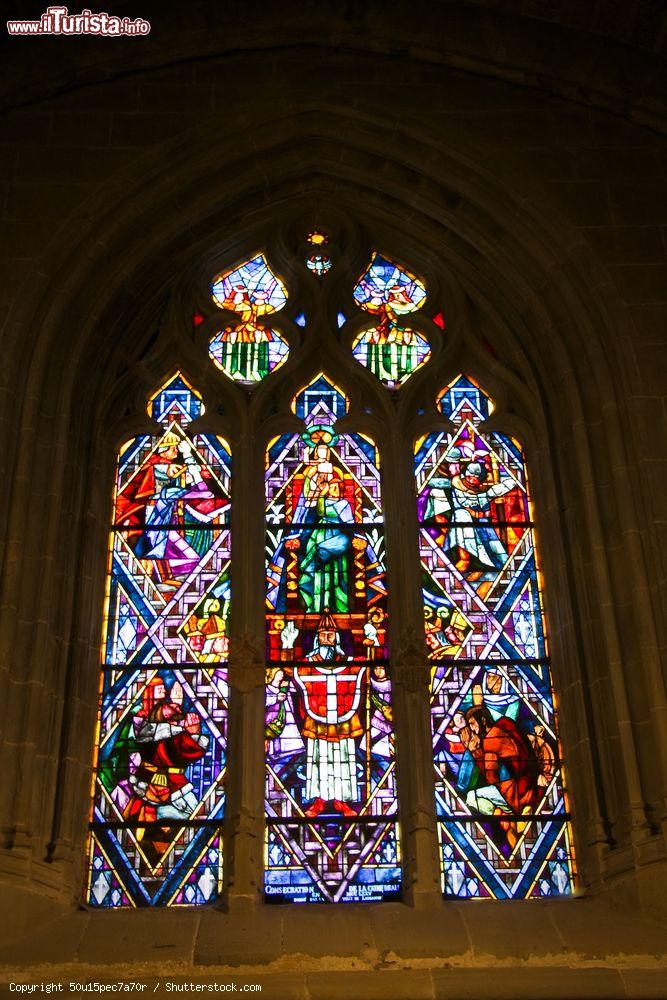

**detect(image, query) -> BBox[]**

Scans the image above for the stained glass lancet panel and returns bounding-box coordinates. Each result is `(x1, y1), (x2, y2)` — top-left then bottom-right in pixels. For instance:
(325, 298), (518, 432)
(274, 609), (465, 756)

(415, 375), (577, 899)
(264, 374), (401, 903)
(351, 253), (430, 389)
(85, 373), (232, 908)
(209, 253), (289, 386)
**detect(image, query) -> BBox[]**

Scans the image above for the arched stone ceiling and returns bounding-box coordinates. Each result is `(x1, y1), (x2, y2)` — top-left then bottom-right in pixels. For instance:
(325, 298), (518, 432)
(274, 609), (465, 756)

(12, 102), (627, 428)
(1, 0), (665, 131)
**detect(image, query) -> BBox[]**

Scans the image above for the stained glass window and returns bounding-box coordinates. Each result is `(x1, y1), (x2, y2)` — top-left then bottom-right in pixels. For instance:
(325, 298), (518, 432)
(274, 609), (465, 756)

(264, 374), (401, 903)
(305, 230), (332, 277)
(209, 254), (289, 386)
(85, 373), (232, 907)
(352, 253), (431, 389)
(415, 374), (576, 899)
(85, 232), (580, 911)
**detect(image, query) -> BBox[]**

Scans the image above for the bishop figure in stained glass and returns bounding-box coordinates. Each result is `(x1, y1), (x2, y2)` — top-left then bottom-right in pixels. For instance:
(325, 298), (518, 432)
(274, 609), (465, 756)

(264, 375), (400, 903)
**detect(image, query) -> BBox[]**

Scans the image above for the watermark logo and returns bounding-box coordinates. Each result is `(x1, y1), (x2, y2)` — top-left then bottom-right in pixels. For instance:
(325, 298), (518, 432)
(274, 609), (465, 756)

(7, 6), (151, 36)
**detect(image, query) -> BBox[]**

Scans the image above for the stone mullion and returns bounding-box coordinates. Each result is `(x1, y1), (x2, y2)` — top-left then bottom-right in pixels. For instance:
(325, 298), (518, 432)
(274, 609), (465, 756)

(381, 422), (442, 907)
(223, 418), (266, 908)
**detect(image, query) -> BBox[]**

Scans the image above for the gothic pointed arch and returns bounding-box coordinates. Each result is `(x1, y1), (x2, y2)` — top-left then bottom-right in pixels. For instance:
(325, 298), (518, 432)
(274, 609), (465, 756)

(2, 108), (659, 929)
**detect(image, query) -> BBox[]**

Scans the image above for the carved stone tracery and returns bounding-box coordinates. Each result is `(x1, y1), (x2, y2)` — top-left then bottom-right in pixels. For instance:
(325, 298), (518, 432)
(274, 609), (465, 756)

(228, 632), (265, 694)
(393, 627), (431, 695)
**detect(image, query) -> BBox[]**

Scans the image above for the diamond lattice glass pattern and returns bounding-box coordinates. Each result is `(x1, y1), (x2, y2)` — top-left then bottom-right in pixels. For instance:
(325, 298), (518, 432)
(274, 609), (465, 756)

(415, 374), (577, 899)
(264, 374), (401, 903)
(85, 373), (231, 907)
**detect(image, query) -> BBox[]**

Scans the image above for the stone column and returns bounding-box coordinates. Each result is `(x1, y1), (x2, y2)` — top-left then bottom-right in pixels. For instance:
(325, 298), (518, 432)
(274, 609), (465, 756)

(380, 419), (442, 908)
(223, 423), (266, 910)
(0, 382), (86, 899)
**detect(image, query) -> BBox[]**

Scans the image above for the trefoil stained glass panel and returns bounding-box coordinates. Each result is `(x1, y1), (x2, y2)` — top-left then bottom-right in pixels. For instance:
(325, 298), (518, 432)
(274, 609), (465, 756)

(209, 254), (289, 386)
(352, 253), (430, 389)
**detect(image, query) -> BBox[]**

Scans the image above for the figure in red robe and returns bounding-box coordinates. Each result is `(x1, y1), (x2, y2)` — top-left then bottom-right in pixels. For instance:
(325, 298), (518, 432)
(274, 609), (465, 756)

(464, 704), (539, 848)
(123, 677), (209, 863)
(115, 434), (226, 590)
